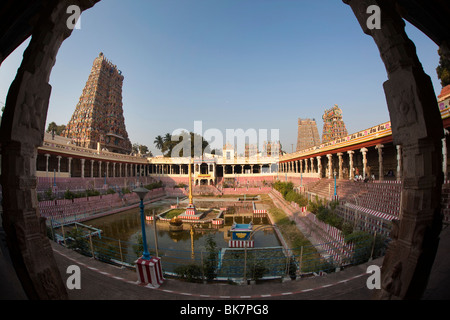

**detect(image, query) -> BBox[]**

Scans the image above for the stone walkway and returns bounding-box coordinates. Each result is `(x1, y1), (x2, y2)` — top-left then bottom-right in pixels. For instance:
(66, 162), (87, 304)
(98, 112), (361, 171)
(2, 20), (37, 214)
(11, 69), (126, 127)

(52, 241), (381, 300)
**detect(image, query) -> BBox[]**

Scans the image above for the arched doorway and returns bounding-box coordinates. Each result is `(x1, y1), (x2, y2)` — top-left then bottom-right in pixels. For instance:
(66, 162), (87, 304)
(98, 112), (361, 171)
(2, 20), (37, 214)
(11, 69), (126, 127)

(0, 0), (449, 300)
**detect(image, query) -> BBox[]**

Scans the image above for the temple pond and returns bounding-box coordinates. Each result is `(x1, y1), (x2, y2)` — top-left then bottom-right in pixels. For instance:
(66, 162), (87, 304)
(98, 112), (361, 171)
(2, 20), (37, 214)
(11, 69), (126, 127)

(82, 198), (284, 275)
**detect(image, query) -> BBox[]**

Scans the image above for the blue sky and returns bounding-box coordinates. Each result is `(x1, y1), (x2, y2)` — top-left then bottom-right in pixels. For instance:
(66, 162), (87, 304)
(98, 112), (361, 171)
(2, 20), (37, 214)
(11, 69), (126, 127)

(0, 0), (443, 155)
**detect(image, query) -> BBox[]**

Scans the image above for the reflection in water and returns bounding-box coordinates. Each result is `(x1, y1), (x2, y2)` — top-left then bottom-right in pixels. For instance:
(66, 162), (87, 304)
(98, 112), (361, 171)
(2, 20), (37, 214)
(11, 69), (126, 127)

(86, 200), (281, 271)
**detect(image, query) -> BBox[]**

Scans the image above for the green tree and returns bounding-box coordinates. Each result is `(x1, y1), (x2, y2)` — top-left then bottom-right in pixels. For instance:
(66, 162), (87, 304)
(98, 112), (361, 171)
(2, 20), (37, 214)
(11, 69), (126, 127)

(437, 48), (450, 87)
(154, 135), (164, 152)
(203, 235), (218, 281)
(132, 143), (151, 156)
(46, 121), (66, 136)
(164, 131), (210, 158)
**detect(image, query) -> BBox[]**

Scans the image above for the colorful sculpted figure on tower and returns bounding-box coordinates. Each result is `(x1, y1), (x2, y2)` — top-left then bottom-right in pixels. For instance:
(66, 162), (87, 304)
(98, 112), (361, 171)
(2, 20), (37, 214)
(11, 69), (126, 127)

(62, 52), (132, 154)
(322, 105), (348, 144)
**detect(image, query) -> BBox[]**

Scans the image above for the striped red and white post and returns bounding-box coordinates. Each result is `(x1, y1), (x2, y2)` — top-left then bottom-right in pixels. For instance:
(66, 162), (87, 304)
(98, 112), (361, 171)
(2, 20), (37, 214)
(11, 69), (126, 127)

(135, 256), (164, 288)
(228, 240), (254, 248)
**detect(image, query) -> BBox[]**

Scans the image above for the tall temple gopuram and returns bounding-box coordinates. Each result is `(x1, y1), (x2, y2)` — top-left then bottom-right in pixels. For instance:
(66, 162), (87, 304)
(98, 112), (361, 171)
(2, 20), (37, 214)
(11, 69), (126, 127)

(63, 53), (132, 154)
(321, 105), (348, 144)
(296, 118), (321, 152)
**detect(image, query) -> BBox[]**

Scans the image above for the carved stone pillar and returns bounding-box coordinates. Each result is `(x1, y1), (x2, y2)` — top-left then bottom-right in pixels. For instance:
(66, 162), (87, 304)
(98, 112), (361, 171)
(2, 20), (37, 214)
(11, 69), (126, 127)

(337, 153), (343, 180)
(0, 0), (100, 300)
(310, 158), (315, 174)
(348, 151), (354, 180)
(56, 156), (62, 173)
(90, 160), (94, 178)
(360, 148), (368, 178)
(304, 158), (308, 174)
(344, 0), (444, 299)
(316, 156), (322, 178)
(67, 157), (72, 178)
(326, 154), (332, 179)
(45, 154), (50, 173)
(375, 144), (384, 181)
(81, 159), (85, 179)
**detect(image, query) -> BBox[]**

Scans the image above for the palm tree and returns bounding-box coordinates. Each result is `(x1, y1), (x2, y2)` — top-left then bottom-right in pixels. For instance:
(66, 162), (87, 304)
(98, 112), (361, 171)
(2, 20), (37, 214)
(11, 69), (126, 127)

(154, 135), (164, 151)
(163, 133), (173, 157)
(164, 133), (172, 144)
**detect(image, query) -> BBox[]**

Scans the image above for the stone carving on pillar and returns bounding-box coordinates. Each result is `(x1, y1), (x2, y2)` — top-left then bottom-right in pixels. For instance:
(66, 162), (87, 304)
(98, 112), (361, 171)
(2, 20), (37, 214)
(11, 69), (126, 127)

(344, 0), (444, 299)
(0, 0), (100, 299)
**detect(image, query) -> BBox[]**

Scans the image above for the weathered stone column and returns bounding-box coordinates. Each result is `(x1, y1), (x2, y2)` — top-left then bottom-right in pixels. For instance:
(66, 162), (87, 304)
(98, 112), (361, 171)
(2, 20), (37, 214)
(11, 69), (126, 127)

(344, 0), (444, 299)
(375, 144), (384, 181)
(317, 156), (322, 178)
(310, 158), (315, 174)
(347, 151), (354, 180)
(360, 148), (368, 178)
(326, 154), (332, 179)
(90, 160), (94, 178)
(0, 0), (100, 299)
(304, 158), (308, 174)
(81, 159), (85, 179)
(396, 145), (402, 181)
(45, 154), (50, 173)
(56, 156), (62, 173)
(67, 157), (72, 178)
(98, 161), (102, 178)
(337, 153), (343, 180)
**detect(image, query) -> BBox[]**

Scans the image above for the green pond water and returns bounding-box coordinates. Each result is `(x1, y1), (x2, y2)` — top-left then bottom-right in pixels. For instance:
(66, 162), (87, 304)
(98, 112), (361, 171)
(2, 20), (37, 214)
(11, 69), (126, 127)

(83, 198), (282, 273)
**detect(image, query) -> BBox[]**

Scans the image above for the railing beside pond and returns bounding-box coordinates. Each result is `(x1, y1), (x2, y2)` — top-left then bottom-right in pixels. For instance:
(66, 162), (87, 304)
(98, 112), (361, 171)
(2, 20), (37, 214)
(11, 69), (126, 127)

(48, 228), (387, 283)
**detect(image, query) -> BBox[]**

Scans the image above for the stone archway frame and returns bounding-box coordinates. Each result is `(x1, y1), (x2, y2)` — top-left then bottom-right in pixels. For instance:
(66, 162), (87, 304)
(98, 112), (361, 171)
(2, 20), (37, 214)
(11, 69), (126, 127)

(0, 0), (446, 300)
(0, 0), (100, 300)
(343, 0), (444, 299)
